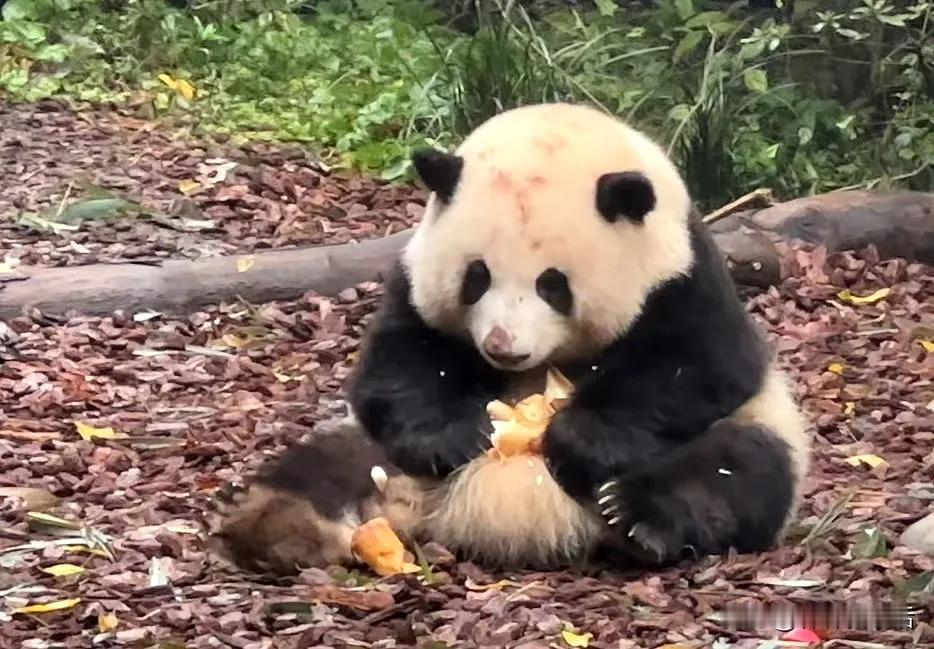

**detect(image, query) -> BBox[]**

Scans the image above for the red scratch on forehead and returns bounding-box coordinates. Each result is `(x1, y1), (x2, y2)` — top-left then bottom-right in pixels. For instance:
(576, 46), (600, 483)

(533, 133), (566, 156)
(516, 188), (532, 225)
(491, 168), (513, 192)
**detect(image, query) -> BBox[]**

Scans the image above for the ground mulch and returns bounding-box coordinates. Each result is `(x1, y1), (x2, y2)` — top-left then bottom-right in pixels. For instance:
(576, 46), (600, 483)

(1, 103), (933, 649)
(0, 100), (425, 269)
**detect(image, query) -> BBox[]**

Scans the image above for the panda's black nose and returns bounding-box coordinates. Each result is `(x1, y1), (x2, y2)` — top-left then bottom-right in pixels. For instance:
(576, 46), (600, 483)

(487, 351), (531, 367)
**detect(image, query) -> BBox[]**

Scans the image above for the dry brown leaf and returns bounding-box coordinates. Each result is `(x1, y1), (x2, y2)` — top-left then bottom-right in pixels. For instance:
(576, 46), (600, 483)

(464, 578), (522, 591)
(307, 585), (395, 611)
(0, 486), (60, 510)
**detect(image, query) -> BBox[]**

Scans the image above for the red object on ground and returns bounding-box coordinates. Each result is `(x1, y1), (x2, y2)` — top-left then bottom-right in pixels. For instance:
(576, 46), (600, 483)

(783, 627), (822, 644)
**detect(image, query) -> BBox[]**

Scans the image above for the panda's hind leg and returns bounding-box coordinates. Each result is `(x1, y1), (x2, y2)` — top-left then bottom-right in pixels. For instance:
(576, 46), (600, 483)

(597, 419), (795, 566)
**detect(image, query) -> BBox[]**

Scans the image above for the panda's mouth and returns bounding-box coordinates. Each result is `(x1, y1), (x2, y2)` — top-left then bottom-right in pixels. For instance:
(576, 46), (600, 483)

(481, 350), (541, 373)
(485, 350), (531, 368)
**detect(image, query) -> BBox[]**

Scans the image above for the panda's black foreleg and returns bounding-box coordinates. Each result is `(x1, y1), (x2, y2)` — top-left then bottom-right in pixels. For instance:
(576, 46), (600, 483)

(596, 419), (795, 566)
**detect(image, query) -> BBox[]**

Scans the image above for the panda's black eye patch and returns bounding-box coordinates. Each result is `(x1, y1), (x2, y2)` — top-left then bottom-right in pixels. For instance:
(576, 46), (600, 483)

(536, 268), (572, 315)
(461, 259), (491, 305)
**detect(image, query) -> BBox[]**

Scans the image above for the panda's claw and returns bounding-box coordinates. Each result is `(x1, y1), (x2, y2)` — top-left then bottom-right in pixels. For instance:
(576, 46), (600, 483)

(595, 479), (627, 528)
(627, 522), (668, 561)
(597, 480), (617, 494)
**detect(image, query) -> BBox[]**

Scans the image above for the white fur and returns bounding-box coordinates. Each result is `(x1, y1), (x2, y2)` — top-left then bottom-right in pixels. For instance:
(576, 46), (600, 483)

(733, 359), (811, 531)
(423, 453), (603, 567)
(403, 102), (694, 370)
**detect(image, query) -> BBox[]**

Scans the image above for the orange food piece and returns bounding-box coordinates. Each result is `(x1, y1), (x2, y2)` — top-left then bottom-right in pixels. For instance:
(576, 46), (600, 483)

(487, 368), (574, 458)
(350, 517), (420, 577)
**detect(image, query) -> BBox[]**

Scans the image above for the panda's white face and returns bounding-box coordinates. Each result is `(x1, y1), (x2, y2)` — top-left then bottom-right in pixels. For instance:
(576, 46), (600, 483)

(402, 103), (695, 371)
(460, 258), (577, 371)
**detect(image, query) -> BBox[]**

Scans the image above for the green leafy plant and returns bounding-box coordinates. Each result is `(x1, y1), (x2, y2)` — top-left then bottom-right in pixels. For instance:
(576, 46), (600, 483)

(0, 0), (930, 201)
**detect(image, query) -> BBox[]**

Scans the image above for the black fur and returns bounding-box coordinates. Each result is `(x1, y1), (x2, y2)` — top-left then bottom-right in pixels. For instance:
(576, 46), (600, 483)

(257, 423), (394, 519)
(461, 259), (491, 305)
(411, 149), (463, 204)
(594, 420), (794, 566)
(541, 222), (768, 499)
(348, 217), (792, 563)
(348, 267), (505, 478)
(536, 268), (573, 315)
(595, 171), (657, 223)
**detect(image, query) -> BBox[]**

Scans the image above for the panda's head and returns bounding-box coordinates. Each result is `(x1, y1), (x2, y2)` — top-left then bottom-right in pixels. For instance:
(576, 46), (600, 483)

(402, 103), (695, 372)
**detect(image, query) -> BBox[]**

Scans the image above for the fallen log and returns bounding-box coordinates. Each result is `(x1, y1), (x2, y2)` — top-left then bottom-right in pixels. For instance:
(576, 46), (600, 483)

(0, 190), (931, 319)
(709, 189), (934, 265)
(0, 230), (412, 319)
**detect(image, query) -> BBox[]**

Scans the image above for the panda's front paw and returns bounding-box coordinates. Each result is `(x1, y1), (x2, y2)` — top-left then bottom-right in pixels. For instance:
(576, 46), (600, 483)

(595, 481), (684, 566)
(542, 408), (615, 500)
(625, 521), (675, 564)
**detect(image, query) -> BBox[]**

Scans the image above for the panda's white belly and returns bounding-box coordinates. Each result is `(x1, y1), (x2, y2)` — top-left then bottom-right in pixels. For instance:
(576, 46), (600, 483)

(422, 453), (603, 567)
(419, 365), (603, 567)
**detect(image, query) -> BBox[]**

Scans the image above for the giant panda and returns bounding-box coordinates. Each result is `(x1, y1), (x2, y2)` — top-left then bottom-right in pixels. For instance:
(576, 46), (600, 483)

(215, 102), (810, 573)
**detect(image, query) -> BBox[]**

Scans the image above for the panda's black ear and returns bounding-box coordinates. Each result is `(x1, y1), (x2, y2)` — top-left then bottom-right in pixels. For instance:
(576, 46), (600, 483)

(595, 171), (656, 224)
(411, 148), (463, 204)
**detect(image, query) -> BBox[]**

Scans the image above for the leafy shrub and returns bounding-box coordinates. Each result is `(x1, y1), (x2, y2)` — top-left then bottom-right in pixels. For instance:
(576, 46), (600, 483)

(0, 0), (931, 203)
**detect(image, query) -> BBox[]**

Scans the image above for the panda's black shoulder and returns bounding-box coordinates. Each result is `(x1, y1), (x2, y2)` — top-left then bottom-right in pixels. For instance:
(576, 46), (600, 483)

(604, 217), (767, 382)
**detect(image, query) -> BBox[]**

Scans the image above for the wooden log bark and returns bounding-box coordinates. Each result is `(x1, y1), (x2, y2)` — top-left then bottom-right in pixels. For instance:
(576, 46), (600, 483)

(0, 230), (413, 319)
(0, 190), (931, 319)
(709, 190), (934, 265)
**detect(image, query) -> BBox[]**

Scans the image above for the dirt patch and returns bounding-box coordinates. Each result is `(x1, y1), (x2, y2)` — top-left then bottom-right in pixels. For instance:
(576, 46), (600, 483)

(0, 100), (426, 268)
(1, 241), (932, 648)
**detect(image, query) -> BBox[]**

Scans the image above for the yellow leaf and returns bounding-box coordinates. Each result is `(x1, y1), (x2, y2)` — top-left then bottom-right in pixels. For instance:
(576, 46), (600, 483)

(175, 78), (196, 101)
(844, 454), (887, 468)
(236, 256), (255, 273)
(836, 287), (890, 305)
(178, 179), (201, 194)
(64, 545), (110, 558)
(13, 598), (82, 614)
(41, 563), (85, 577)
(27, 511), (80, 531)
(157, 74), (196, 101)
(561, 629), (594, 647)
(74, 421), (116, 441)
(827, 362), (845, 375)
(98, 612), (119, 633)
(844, 402), (855, 415)
(920, 340), (934, 353)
